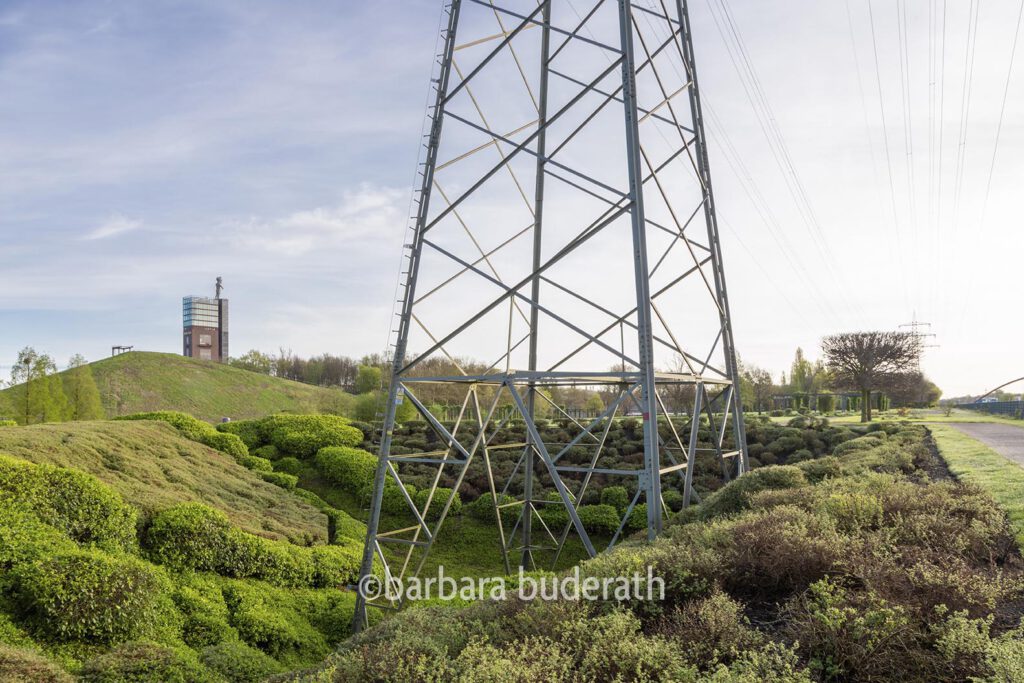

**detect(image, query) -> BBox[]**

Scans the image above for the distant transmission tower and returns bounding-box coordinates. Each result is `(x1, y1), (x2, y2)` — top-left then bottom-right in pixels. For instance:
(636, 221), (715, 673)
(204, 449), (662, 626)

(899, 313), (938, 373)
(354, 0), (748, 630)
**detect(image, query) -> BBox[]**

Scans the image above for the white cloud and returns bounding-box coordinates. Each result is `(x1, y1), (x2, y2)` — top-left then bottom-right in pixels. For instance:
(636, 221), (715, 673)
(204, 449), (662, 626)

(83, 215), (141, 240)
(230, 184), (406, 256)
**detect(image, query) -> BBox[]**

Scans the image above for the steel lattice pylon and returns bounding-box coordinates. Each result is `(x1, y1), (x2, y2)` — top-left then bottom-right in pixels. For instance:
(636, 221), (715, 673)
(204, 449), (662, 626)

(353, 0), (748, 630)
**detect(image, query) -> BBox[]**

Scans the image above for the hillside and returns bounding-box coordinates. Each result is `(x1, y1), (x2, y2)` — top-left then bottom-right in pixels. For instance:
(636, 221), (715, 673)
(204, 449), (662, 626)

(0, 419), (328, 542)
(1, 351), (338, 421)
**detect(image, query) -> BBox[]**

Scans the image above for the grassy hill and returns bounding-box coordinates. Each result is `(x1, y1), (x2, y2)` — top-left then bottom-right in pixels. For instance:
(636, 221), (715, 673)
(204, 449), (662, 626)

(0, 419), (329, 543)
(1, 351), (337, 422)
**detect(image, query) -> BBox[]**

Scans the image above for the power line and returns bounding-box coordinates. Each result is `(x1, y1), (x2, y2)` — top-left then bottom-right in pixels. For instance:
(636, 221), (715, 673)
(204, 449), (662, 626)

(704, 0), (867, 324)
(867, 0), (911, 311)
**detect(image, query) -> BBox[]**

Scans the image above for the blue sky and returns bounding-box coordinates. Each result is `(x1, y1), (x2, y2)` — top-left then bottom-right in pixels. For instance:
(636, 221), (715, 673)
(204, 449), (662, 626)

(1, 0), (1022, 397)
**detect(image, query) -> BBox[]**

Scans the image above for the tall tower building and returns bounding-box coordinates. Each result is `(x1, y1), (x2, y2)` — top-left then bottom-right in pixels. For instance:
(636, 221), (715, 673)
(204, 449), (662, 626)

(183, 277), (229, 362)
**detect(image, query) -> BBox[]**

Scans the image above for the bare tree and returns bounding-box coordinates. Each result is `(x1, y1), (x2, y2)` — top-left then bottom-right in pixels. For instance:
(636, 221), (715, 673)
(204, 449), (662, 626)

(821, 331), (919, 422)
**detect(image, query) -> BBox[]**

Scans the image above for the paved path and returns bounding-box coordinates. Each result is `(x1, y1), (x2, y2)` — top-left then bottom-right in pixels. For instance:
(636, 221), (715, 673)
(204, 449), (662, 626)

(949, 422), (1024, 468)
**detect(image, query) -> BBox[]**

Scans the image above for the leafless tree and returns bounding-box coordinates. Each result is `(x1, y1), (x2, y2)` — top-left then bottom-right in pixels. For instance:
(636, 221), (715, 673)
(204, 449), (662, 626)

(821, 331), (919, 422)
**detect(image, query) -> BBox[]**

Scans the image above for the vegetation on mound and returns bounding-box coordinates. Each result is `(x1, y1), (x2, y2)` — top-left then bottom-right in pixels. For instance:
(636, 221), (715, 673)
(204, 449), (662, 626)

(0, 351), (338, 422)
(0, 455), (369, 680)
(0, 420), (330, 543)
(284, 424), (1024, 682)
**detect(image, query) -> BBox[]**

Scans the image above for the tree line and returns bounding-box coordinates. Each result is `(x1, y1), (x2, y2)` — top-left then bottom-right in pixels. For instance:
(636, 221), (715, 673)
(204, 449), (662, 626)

(1, 348), (104, 425)
(738, 331), (940, 422)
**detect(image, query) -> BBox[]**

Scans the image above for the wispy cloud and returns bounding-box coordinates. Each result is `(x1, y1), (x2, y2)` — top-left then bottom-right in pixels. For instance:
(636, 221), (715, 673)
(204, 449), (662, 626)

(228, 184), (405, 256)
(84, 215), (141, 240)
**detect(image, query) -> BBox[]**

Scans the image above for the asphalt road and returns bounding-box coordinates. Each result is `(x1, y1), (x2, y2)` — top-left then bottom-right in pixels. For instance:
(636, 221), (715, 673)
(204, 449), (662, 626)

(950, 423), (1024, 468)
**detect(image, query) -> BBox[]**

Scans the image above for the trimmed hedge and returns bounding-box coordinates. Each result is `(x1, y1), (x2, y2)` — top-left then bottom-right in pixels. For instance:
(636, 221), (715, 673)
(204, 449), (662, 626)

(0, 421), (17, 428)
(261, 472), (298, 491)
(200, 640), (284, 683)
(600, 486), (629, 514)
(219, 582), (330, 664)
(0, 455), (136, 551)
(117, 411), (249, 460)
(202, 432), (249, 460)
(358, 483), (418, 517)
(315, 447), (377, 492)
(0, 499), (77, 579)
(172, 576), (235, 649)
(252, 445), (280, 461)
(264, 415), (362, 458)
(240, 456), (273, 473)
(216, 419), (263, 449)
(274, 457), (304, 476)
(144, 503), (359, 588)
(577, 504), (621, 535)
(413, 487), (462, 520)
(465, 492), (518, 526)
(14, 549), (175, 643)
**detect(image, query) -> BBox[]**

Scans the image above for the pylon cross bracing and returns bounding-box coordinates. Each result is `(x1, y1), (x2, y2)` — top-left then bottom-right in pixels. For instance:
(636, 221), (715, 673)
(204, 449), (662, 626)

(353, 0), (749, 631)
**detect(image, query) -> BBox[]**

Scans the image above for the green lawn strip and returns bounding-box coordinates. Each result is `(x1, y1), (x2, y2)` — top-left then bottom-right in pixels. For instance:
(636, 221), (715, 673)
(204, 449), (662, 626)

(930, 424), (1024, 549)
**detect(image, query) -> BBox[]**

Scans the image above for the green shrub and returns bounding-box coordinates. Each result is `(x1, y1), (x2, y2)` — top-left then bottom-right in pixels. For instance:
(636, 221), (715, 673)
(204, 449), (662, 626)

(0, 500), (77, 580)
(626, 503), (647, 532)
(216, 420), (264, 449)
(662, 489), (685, 513)
(700, 465), (808, 519)
(464, 492), (518, 525)
(145, 503), (231, 572)
(327, 509), (366, 543)
(266, 415), (362, 458)
(0, 455), (136, 551)
(796, 456), (842, 483)
(220, 582), (330, 665)
(117, 411), (249, 459)
(261, 472), (298, 491)
(577, 504), (620, 535)
(784, 578), (918, 681)
(252, 445), (280, 461)
(600, 486), (630, 513)
(0, 421), (17, 428)
(0, 644), (72, 682)
(662, 589), (763, 669)
(117, 411), (213, 440)
(310, 540), (362, 588)
(171, 576), (235, 648)
(145, 503), (332, 588)
(201, 431), (249, 459)
(358, 483), (417, 516)
(723, 506), (847, 597)
(14, 550), (175, 643)
(240, 455), (273, 473)
(200, 640), (284, 683)
(79, 641), (215, 683)
(413, 487), (462, 520)
(274, 457), (304, 476)
(315, 447), (377, 492)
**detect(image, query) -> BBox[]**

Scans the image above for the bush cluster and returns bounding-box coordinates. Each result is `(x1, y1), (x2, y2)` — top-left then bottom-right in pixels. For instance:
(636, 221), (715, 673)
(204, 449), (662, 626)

(14, 549), (176, 643)
(143, 503), (360, 588)
(315, 446), (377, 492)
(0, 454), (136, 551)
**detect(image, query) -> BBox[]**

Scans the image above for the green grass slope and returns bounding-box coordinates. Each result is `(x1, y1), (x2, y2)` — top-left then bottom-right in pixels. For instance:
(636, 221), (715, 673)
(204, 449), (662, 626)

(0, 420), (328, 543)
(2, 351), (336, 422)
